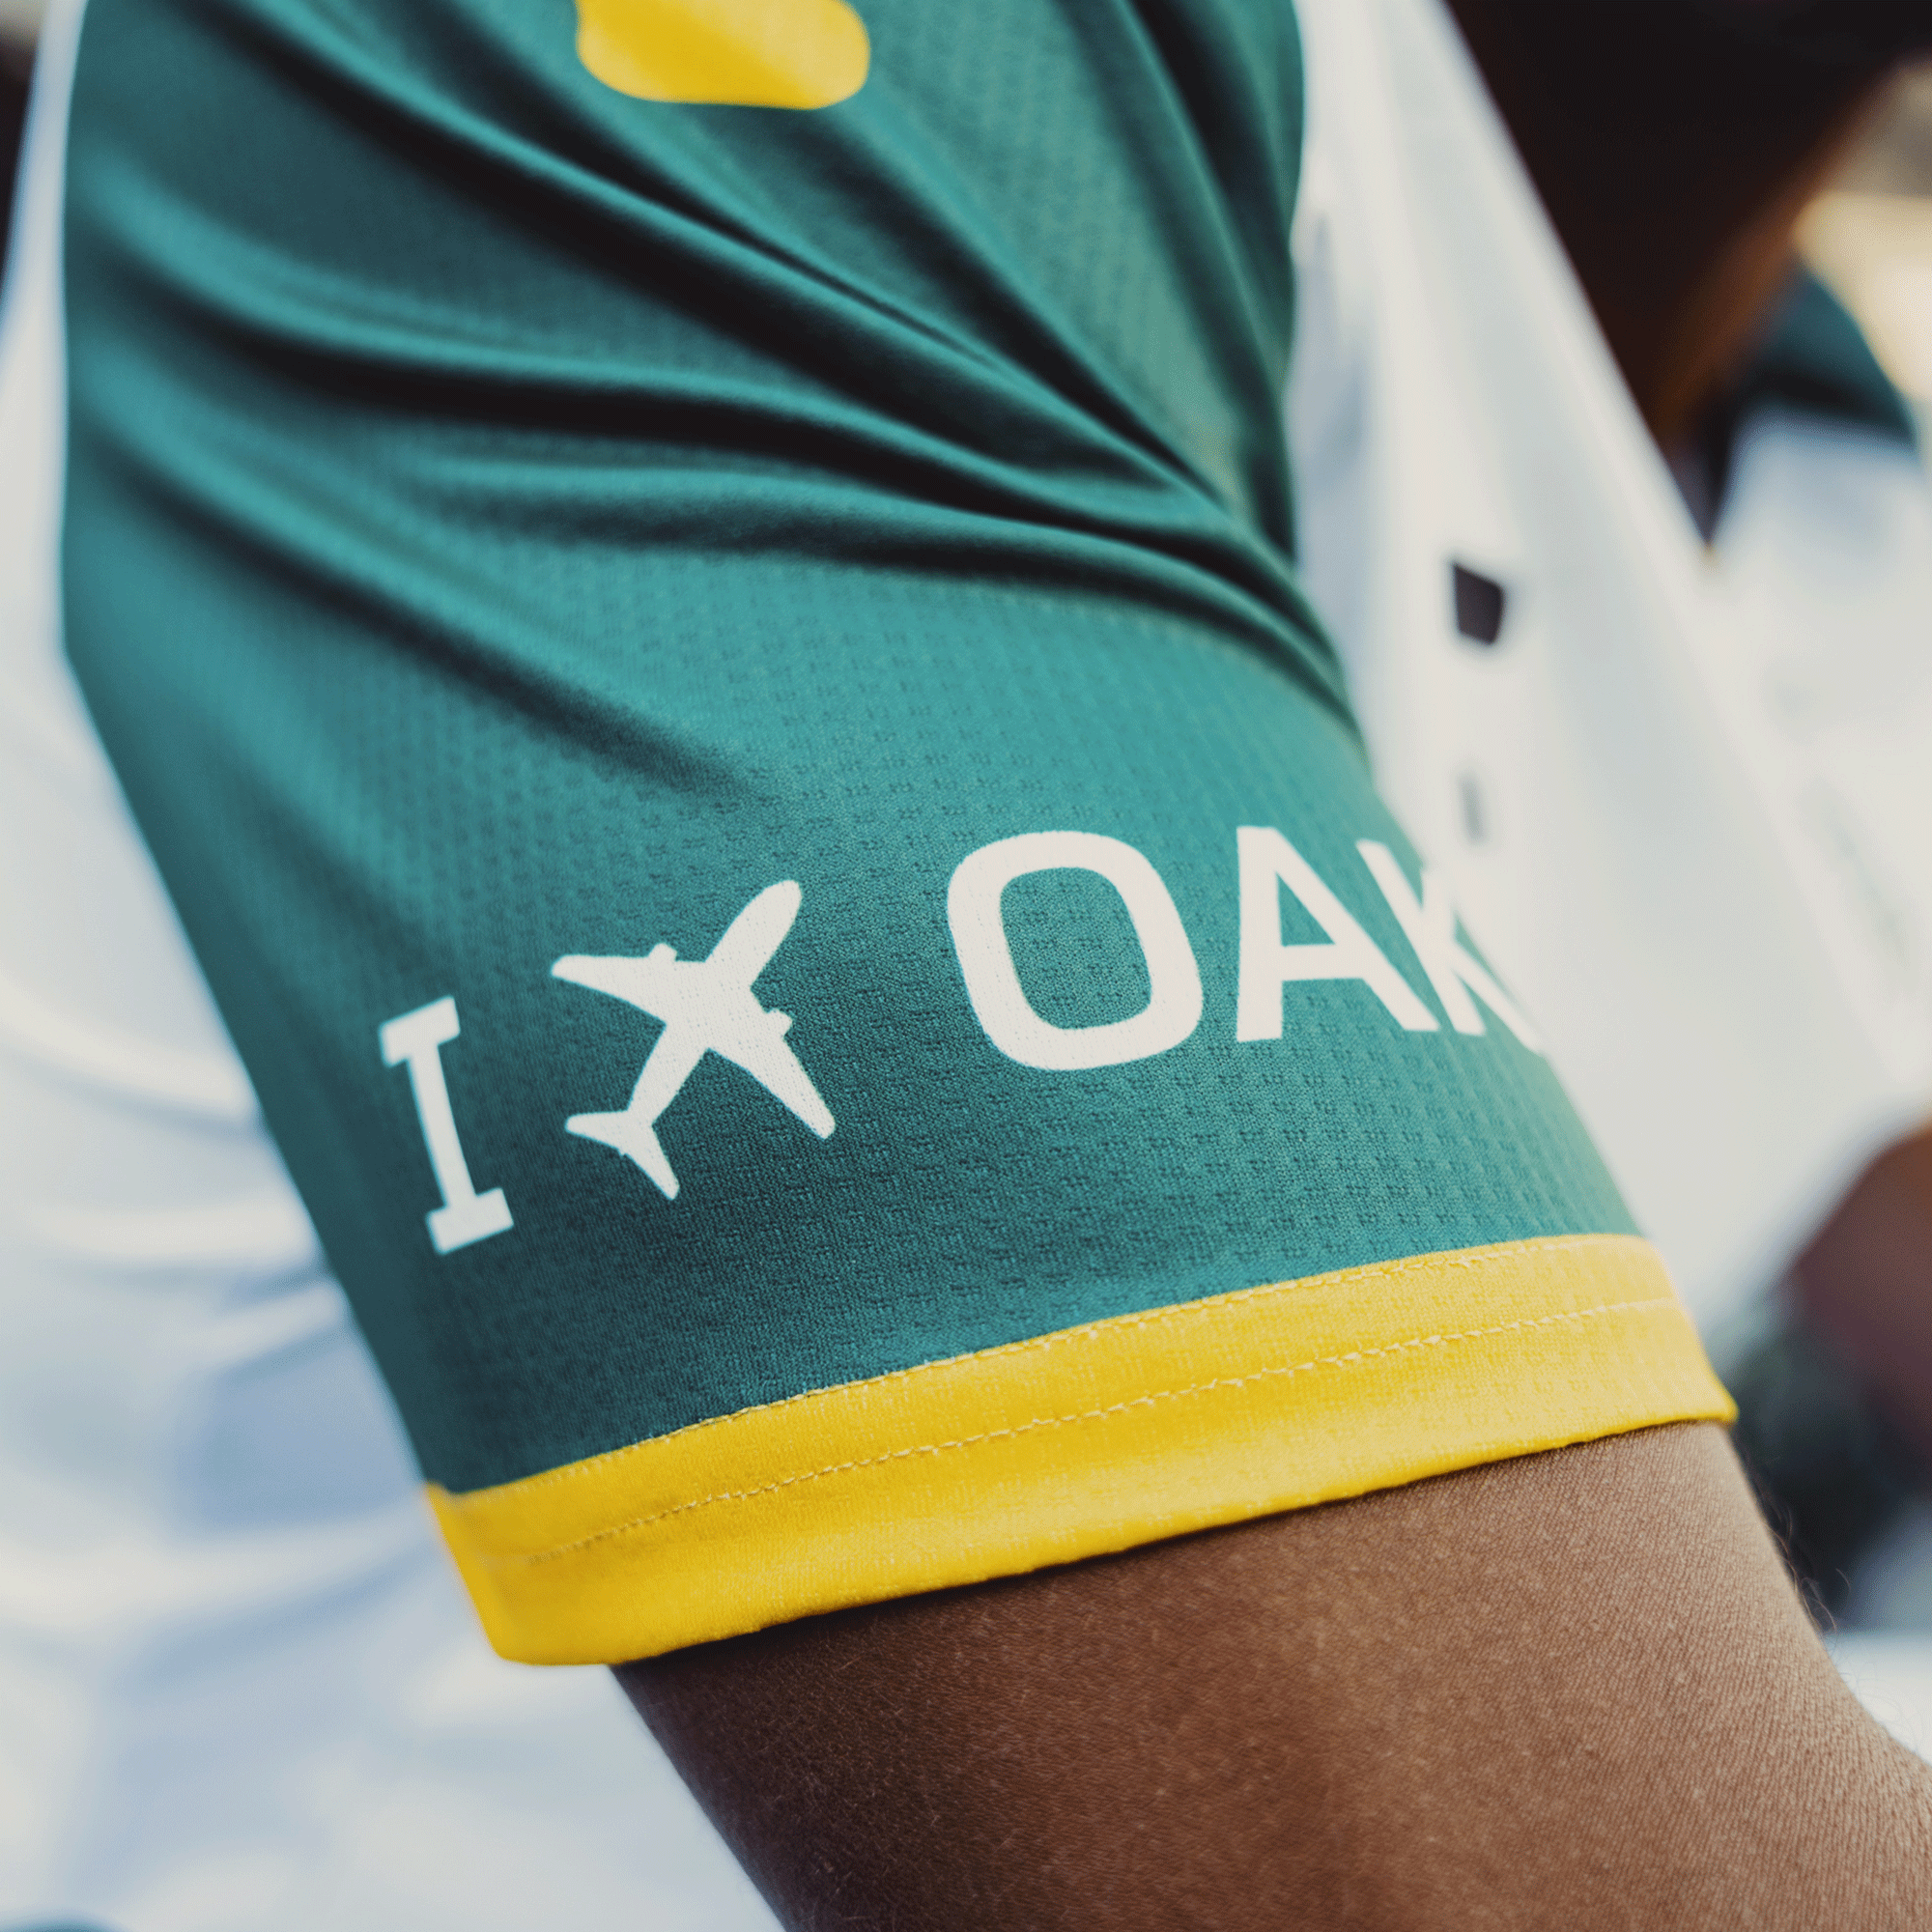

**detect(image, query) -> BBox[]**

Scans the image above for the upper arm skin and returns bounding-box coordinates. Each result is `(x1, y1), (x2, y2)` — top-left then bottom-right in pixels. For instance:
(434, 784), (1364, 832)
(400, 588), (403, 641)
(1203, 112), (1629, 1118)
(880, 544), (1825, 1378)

(622, 1423), (1932, 1931)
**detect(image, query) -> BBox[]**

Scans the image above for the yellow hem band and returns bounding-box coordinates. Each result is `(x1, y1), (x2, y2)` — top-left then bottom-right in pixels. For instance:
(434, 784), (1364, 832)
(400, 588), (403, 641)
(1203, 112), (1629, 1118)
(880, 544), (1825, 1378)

(430, 1233), (1732, 1663)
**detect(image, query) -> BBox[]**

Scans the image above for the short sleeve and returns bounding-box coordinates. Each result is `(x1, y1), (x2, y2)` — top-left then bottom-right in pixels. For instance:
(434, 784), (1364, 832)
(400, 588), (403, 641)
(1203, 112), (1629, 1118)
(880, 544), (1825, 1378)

(59, 0), (1729, 1662)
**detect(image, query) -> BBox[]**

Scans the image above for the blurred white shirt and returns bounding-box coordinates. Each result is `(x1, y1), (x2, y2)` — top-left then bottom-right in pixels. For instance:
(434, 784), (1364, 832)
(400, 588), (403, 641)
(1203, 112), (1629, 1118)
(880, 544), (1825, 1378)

(0, 5), (776, 1927)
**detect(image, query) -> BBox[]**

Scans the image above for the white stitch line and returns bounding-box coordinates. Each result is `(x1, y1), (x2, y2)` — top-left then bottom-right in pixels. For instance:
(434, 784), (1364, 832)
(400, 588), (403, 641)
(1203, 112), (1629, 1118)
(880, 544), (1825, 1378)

(480, 1293), (1688, 1571)
(469, 1235), (1657, 1502)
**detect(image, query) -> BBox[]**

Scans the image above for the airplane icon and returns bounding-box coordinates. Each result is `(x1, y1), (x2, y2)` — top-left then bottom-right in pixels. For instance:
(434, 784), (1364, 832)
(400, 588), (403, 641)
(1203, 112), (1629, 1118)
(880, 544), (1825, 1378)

(551, 880), (835, 1201)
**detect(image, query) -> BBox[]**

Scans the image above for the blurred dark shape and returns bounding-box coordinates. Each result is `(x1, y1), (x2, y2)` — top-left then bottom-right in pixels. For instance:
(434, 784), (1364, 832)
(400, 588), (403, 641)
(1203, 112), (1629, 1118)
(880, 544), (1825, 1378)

(1447, 0), (1907, 445)
(1456, 770), (1489, 845)
(1727, 1313), (1926, 1621)
(1692, 0), (1932, 69)
(1450, 562), (1506, 644)
(1, 33), (28, 271)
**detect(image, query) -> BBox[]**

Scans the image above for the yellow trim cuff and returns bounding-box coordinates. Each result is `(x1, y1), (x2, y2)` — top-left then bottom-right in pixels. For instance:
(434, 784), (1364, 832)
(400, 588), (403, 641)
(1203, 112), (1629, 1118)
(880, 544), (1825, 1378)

(431, 1233), (1733, 1663)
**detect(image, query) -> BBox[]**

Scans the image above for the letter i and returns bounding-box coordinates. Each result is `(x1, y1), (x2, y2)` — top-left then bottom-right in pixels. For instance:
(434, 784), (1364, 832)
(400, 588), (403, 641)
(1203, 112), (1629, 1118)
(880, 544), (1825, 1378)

(380, 996), (515, 1254)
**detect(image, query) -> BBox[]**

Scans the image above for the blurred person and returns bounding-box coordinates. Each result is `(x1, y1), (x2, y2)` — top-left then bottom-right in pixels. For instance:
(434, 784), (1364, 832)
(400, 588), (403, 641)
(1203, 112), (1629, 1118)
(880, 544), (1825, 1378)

(8, 6), (1932, 1932)
(1420, 0), (1932, 1618)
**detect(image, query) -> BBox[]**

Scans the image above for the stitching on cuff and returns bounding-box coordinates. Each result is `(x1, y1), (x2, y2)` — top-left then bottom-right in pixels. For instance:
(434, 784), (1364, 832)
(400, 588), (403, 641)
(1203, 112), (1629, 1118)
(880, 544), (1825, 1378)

(483, 1293), (1688, 1571)
(487, 1235), (1651, 1502)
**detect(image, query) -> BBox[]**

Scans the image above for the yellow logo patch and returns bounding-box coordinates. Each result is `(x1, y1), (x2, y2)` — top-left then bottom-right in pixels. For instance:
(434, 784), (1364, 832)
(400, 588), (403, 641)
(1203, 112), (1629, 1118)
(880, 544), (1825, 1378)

(576, 0), (869, 108)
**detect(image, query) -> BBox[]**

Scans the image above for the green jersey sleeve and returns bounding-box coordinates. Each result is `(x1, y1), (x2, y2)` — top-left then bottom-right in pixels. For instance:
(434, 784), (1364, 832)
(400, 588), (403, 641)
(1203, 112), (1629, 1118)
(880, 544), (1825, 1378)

(60, 0), (1729, 1662)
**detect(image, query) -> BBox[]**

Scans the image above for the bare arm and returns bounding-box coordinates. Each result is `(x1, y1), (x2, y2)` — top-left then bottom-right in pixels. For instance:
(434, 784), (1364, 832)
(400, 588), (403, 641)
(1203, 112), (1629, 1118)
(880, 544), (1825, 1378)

(621, 1423), (1932, 1930)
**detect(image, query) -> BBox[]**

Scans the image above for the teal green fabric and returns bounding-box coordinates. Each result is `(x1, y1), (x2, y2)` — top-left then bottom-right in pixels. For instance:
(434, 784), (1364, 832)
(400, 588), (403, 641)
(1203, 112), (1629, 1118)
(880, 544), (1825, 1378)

(1703, 270), (1916, 533)
(63, 0), (1634, 1495)
(1732, 270), (1918, 449)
